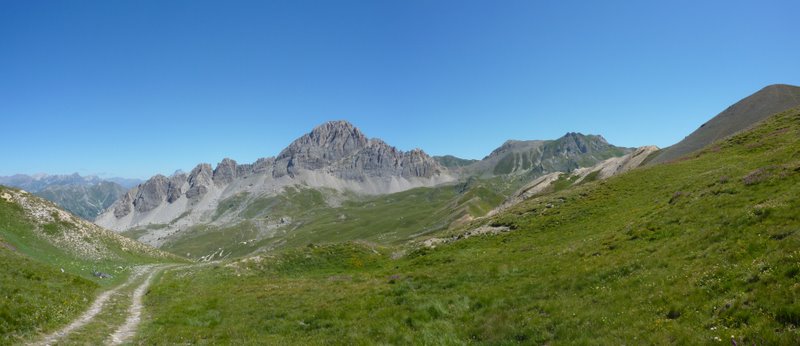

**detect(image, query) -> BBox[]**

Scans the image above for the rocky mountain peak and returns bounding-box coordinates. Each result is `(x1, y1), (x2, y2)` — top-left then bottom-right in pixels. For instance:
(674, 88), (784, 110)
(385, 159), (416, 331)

(284, 120), (369, 155)
(275, 121), (382, 177)
(560, 132), (605, 142)
(548, 132), (617, 156)
(310, 120), (365, 141)
(213, 158), (238, 185)
(133, 175), (170, 213)
(186, 163), (213, 200)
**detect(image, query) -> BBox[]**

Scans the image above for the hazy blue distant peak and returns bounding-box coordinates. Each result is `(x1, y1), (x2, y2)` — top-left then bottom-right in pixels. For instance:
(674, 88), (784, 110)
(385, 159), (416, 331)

(0, 173), (141, 191)
(104, 177), (144, 189)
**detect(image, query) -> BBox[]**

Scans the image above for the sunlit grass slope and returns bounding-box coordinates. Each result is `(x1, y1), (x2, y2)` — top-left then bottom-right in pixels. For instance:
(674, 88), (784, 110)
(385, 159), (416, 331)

(0, 187), (180, 344)
(136, 108), (800, 344)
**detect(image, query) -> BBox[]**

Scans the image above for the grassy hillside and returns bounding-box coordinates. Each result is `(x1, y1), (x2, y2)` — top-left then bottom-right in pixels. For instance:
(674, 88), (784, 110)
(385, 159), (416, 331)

(134, 107), (800, 344)
(650, 83), (800, 165)
(0, 187), (179, 343)
(0, 245), (97, 344)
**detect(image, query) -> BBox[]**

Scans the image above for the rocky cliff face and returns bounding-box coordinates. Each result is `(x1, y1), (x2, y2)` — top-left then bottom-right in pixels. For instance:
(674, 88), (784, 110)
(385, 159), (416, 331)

(273, 120), (369, 177)
(213, 158), (238, 185)
(96, 120), (453, 234)
(272, 121), (444, 180)
(186, 163), (213, 200)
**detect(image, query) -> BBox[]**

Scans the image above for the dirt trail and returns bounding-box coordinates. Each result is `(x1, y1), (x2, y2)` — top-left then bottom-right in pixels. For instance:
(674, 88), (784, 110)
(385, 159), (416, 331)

(107, 265), (171, 345)
(31, 265), (158, 346)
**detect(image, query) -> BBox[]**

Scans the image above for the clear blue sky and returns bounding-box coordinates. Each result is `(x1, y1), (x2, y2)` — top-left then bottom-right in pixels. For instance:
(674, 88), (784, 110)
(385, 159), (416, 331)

(1, 0), (798, 179)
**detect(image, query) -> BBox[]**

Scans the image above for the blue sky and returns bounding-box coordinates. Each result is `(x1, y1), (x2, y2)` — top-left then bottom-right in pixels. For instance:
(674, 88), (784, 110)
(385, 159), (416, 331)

(1, 0), (798, 179)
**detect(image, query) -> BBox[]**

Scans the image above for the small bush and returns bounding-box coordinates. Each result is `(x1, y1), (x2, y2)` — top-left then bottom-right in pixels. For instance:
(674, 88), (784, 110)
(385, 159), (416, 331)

(666, 307), (682, 319)
(776, 306), (800, 326)
(669, 191), (685, 204)
(41, 223), (61, 236)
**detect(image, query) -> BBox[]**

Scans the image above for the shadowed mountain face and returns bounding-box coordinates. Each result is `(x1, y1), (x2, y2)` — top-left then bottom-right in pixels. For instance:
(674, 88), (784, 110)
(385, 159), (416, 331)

(649, 84), (800, 164)
(34, 182), (128, 221)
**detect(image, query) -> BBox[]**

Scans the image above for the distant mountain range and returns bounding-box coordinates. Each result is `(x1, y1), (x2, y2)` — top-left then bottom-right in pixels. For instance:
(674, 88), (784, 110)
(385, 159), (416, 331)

(11, 83), (798, 261)
(0, 173), (141, 220)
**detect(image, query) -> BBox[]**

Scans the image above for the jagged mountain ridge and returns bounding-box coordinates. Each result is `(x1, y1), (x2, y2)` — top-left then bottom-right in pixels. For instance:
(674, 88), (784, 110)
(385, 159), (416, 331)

(96, 120), (454, 235)
(96, 120), (634, 256)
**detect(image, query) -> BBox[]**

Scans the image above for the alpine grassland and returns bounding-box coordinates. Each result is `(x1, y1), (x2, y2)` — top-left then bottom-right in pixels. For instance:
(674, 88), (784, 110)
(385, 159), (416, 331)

(0, 187), (179, 344)
(133, 108), (800, 344)
(0, 243), (96, 344)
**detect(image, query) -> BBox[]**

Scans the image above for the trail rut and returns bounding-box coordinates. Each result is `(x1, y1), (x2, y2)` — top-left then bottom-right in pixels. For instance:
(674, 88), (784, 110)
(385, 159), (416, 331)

(108, 265), (168, 345)
(32, 264), (167, 346)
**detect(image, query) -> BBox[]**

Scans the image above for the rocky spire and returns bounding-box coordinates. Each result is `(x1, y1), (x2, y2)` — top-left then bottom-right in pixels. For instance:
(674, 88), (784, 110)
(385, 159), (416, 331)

(186, 163), (213, 200)
(213, 158), (238, 185)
